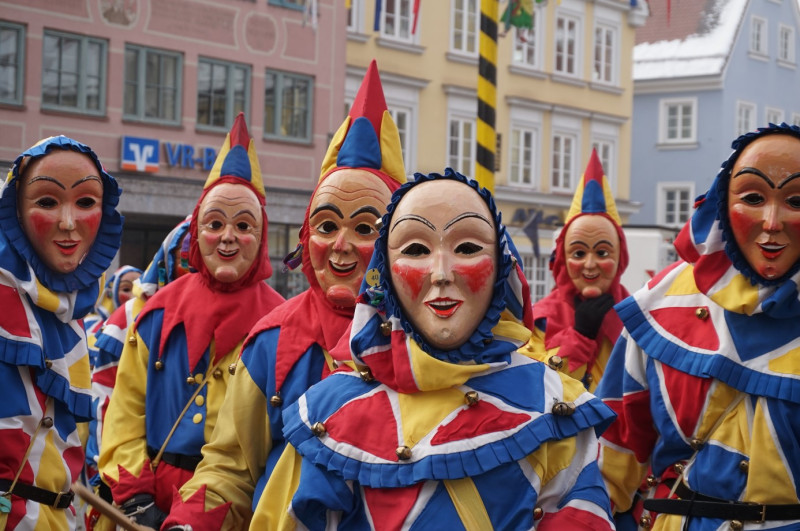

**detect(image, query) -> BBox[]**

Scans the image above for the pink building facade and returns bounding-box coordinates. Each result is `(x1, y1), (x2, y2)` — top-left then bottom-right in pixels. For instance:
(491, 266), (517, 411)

(0, 0), (347, 297)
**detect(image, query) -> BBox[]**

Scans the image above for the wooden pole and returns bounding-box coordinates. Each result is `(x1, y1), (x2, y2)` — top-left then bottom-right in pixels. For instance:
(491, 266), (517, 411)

(71, 482), (150, 531)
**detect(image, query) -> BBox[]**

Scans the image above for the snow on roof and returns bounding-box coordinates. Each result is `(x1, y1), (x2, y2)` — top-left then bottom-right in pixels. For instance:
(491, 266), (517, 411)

(634, 0), (748, 81)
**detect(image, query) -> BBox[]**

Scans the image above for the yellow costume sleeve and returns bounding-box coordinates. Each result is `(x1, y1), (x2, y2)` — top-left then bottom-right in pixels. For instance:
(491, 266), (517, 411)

(249, 444), (304, 530)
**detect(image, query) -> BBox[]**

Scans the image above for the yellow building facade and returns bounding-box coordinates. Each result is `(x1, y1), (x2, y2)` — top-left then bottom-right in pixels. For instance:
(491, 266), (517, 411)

(345, 0), (647, 300)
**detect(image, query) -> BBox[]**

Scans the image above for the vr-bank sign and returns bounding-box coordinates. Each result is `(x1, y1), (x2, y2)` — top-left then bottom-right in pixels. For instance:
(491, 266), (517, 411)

(121, 136), (218, 173)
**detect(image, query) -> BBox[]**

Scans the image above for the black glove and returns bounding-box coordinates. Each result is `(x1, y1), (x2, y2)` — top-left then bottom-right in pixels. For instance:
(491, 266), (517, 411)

(574, 293), (615, 339)
(120, 494), (167, 529)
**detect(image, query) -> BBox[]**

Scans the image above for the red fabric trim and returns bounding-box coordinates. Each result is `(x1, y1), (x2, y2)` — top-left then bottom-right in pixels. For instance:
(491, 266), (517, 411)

(162, 485), (232, 531)
(538, 505), (613, 531)
(363, 483), (424, 530)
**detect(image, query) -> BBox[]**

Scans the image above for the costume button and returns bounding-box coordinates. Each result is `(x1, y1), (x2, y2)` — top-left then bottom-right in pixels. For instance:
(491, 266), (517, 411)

(396, 446), (412, 460)
(192, 413), (202, 424)
(270, 395), (283, 407)
(213, 368), (222, 378)
(128, 335), (137, 346)
(44, 359), (53, 369)
(311, 422), (326, 437)
(547, 355), (564, 370)
(738, 460), (749, 474)
(464, 391), (479, 406)
(154, 360), (164, 370)
(359, 367), (374, 382)
(41, 417), (54, 429)
(695, 307), (709, 320)
(646, 475), (658, 488)
(228, 363), (237, 375)
(533, 507), (543, 520)
(584, 373), (594, 384)
(639, 514), (652, 529)
(186, 376), (196, 384)
(195, 396), (204, 407)
(729, 521), (743, 531)
(673, 462), (685, 475)
(380, 321), (392, 336)
(194, 373), (203, 384)
(552, 401), (575, 416)
(690, 437), (703, 451)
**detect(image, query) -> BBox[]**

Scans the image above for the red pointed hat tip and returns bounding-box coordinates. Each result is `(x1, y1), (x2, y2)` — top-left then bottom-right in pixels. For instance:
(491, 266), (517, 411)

(229, 112), (251, 149)
(584, 148), (604, 184)
(349, 59), (387, 136)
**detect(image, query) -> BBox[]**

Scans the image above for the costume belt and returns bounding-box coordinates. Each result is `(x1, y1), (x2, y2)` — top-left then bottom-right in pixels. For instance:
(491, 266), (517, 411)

(146, 446), (202, 472)
(644, 480), (800, 522)
(0, 479), (74, 509)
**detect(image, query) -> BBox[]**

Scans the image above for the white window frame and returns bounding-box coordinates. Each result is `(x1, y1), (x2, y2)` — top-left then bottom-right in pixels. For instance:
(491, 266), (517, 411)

(388, 105), (414, 175)
(447, 116), (476, 176)
(380, 0), (414, 43)
(508, 125), (538, 187)
(659, 97), (697, 145)
(554, 11), (581, 77)
(592, 22), (618, 84)
(736, 100), (757, 136)
(196, 57), (251, 132)
(551, 132), (577, 192)
(750, 16), (768, 56)
(451, 0), (479, 56)
(792, 112), (800, 127)
(511, 14), (542, 69)
(591, 138), (616, 189)
(347, 0), (363, 33)
(264, 69), (314, 144)
(657, 182), (694, 228)
(123, 44), (182, 125)
(522, 251), (554, 303)
(41, 30), (107, 115)
(765, 106), (784, 125)
(0, 21), (25, 106)
(778, 24), (795, 64)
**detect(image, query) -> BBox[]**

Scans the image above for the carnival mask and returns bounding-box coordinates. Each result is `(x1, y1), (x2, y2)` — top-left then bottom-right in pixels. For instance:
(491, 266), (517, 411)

(564, 214), (620, 298)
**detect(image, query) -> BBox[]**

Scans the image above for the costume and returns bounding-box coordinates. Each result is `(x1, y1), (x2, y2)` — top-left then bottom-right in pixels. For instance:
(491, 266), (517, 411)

(520, 149), (630, 393)
(98, 114), (284, 526)
(84, 264), (142, 353)
(164, 59), (407, 531)
(251, 169), (616, 530)
(0, 136), (123, 529)
(598, 123), (800, 530)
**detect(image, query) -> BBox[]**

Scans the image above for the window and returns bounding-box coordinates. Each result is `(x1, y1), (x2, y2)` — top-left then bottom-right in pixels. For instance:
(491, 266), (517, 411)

(381, 0), (413, 42)
(792, 113), (800, 127)
(509, 126), (537, 186)
(779, 24), (795, 63)
(593, 23), (617, 83)
(750, 16), (767, 55)
(658, 183), (694, 227)
(123, 45), (181, 124)
(264, 70), (313, 143)
(197, 58), (250, 131)
(347, 0), (361, 32)
(551, 132), (576, 191)
(659, 98), (697, 144)
(388, 107), (412, 171)
(591, 138), (615, 186)
(42, 30), (107, 114)
(554, 13), (579, 75)
(512, 20), (539, 68)
(522, 253), (553, 303)
(448, 117), (476, 175)
(736, 101), (756, 136)
(0, 22), (25, 106)
(451, 0), (478, 55)
(268, 0), (304, 9)
(766, 107), (784, 125)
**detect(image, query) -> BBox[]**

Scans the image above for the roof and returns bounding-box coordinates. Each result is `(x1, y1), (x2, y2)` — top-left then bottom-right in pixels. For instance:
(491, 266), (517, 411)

(633, 0), (748, 81)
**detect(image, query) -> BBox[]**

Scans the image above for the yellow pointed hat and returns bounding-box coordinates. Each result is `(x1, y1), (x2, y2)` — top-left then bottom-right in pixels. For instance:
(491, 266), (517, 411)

(318, 60), (406, 185)
(565, 148), (621, 226)
(204, 112), (265, 200)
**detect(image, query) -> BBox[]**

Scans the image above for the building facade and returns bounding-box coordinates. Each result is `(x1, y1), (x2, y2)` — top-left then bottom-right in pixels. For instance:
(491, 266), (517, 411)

(345, 0), (647, 300)
(629, 0), (800, 228)
(0, 0), (348, 297)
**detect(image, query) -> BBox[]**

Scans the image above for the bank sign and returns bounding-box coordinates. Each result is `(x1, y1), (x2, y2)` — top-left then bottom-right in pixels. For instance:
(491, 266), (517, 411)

(121, 136), (218, 173)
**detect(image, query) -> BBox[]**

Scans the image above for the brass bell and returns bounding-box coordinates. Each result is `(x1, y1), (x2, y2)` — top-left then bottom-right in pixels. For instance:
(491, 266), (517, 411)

(584, 373), (594, 384)
(228, 363), (237, 375)
(673, 462), (685, 475)
(639, 514), (653, 529)
(186, 376), (196, 385)
(396, 446), (412, 460)
(269, 395), (283, 407)
(690, 437), (703, 451)
(311, 422), (326, 437)
(551, 401), (575, 416)
(548, 355), (564, 370)
(374, 218), (384, 231)
(646, 475), (658, 488)
(532, 507), (543, 520)
(695, 307), (709, 320)
(213, 368), (223, 378)
(464, 391), (479, 406)
(41, 417), (54, 429)
(729, 520), (743, 531)
(128, 335), (137, 346)
(738, 460), (749, 473)
(154, 360), (164, 370)
(359, 367), (374, 382)
(380, 321), (392, 336)
(44, 359), (53, 369)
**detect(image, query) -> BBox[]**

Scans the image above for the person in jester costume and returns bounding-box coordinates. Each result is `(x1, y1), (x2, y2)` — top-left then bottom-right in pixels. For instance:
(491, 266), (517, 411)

(0, 136), (123, 530)
(250, 169), (617, 530)
(162, 59), (406, 531)
(597, 123), (800, 530)
(98, 113), (284, 529)
(520, 148), (630, 394)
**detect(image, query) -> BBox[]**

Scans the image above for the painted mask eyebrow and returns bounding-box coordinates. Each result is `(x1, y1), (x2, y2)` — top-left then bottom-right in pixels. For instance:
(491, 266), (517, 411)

(72, 175), (102, 188)
(733, 167), (775, 188)
(443, 212), (492, 231)
(351, 205), (382, 219)
(310, 203), (344, 219)
(778, 172), (800, 188)
(390, 214), (435, 232)
(27, 175), (66, 189)
(593, 240), (614, 249)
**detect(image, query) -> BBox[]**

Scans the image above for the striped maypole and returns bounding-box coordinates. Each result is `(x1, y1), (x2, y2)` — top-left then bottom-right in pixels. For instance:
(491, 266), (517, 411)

(476, 0), (498, 193)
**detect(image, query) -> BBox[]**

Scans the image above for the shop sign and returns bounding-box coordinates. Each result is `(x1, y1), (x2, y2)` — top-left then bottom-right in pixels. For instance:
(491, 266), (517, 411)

(121, 136), (218, 173)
